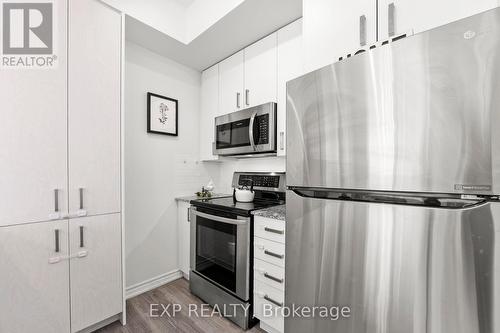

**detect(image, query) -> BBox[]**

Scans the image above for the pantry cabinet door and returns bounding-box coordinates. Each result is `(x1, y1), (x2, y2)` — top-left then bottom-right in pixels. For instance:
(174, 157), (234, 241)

(177, 201), (191, 277)
(277, 19), (304, 157)
(200, 64), (219, 161)
(69, 213), (122, 332)
(0, 0), (68, 226)
(244, 33), (278, 108)
(68, 0), (122, 217)
(303, 0), (376, 72)
(219, 50), (245, 115)
(378, 0), (499, 40)
(0, 220), (70, 333)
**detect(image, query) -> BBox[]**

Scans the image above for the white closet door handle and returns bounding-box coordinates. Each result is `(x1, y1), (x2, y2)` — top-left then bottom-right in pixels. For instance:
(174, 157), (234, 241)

(49, 189), (62, 220)
(54, 229), (60, 253)
(388, 3), (396, 37)
(359, 15), (367, 46)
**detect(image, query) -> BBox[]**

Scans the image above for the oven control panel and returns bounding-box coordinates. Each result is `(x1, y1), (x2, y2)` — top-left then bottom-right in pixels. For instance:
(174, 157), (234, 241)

(233, 172), (286, 192)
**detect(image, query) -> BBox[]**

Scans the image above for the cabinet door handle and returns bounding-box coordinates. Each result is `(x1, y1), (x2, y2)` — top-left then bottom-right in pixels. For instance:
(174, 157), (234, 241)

(388, 3), (396, 37)
(279, 132), (284, 150)
(264, 295), (283, 307)
(79, 226), (84, 248)
(54, 189), (59, 212)
(359, 15), (367, 46)
(79, 188), (84, 210)
(236, 92), (241, 108)
(187, 207), (190, 222)
(54, 229), (60, 253)
(245, 89), (250, 106)
(264, 249), (284, 259)
(264, 272), (284, 284)
(264, 227), (284, 235)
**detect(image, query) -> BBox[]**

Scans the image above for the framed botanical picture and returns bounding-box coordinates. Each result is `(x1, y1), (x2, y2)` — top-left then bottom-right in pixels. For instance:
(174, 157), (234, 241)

(147, 92), (178, 136)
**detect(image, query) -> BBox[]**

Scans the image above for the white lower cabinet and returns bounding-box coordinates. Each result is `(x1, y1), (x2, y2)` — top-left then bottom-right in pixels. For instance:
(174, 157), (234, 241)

(254, 280), (285, 333)
(0, 215), (122, 333)
(0, 220), (71, 333)
(253, 216), (286, 333)
(177, 201), (191, 278)
(70, 213), (123, 332)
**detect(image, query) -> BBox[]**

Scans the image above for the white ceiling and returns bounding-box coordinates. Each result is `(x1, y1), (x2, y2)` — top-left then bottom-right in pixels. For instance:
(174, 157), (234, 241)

(172, 0), (195, 7)
(124, 0), (303, 71)
(102, 0), (246, 43)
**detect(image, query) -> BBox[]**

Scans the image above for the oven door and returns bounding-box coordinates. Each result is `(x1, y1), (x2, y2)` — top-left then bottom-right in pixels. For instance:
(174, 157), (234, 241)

(213, 103), (276, 156)
(190, 207), (250, 301)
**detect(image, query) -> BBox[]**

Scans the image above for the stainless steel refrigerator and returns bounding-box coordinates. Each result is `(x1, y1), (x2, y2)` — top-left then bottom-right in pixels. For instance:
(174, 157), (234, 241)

(285, 8), (500, 333)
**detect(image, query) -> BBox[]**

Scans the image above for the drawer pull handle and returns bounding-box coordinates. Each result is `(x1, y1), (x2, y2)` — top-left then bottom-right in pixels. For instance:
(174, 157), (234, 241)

(264, 227), (284, 235)
(264, 295), (283, 307)
(264, 272), (283, 284)
(264, 249), (284, 259)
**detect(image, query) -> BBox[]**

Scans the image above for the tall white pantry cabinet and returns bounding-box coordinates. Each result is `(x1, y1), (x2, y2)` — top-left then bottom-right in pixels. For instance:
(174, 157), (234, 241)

(0, 0), (124, 332)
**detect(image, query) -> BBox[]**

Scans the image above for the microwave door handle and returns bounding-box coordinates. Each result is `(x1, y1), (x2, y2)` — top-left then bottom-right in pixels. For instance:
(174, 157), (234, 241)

(249, 111), (257, 151)
(191, 209), (249, 225)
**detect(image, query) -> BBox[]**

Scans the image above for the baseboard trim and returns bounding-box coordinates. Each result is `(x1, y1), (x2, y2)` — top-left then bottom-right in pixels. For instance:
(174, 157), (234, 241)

(126, 270), (183, 299)
(77, 313), (122, 333)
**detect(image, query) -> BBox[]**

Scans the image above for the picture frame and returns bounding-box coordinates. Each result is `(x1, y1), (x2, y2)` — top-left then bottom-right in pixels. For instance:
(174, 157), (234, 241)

(147, 92), (178, 136)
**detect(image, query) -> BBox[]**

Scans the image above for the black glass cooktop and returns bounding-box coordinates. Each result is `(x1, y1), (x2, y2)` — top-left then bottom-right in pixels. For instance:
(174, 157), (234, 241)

(191, 196), (283, 216)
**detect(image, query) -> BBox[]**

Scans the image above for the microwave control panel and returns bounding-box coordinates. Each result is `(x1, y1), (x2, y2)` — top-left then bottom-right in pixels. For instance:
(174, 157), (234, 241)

(256, 114), (269, 144)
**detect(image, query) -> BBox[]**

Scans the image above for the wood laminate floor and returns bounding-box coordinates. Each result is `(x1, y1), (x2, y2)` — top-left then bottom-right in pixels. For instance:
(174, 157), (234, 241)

(97, 278), (264, 333)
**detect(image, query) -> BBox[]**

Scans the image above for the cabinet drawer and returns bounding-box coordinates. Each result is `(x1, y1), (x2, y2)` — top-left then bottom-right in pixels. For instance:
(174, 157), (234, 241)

(255, 216), (285, 244)
(254, 258), (285, 291)
(254, 237), (285, 268)
(254, 280), (284, 333)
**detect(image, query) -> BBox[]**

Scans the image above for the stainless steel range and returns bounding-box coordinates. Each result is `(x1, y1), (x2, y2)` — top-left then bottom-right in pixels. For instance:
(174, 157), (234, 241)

(189, 172), (286, 330)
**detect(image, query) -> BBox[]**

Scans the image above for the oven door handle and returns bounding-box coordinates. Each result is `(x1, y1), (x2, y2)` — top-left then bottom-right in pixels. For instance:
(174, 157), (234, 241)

(248, 110), (258, 151)
(190, 209), (249, 225)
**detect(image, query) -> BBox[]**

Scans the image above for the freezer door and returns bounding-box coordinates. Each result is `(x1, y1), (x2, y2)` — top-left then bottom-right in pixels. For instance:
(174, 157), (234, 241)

(287, 8), (500, 195)
(285, 191), (500, 333)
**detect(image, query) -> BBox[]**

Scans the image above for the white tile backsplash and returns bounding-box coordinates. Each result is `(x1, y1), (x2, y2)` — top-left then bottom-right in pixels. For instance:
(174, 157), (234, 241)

(174, 154), (221, 196)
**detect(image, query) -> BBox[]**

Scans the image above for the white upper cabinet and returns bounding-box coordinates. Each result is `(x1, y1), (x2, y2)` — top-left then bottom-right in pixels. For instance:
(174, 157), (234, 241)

(303, 0), (376, 72)
(243, 33), (278, 108)
(277, 19), (303, 157)
(0, 0), (68, 227)
(69, 0), (122, 217)
(219, 50), (245, 115)
(378, 0), (500, 40)
(200, 64), (219, 161)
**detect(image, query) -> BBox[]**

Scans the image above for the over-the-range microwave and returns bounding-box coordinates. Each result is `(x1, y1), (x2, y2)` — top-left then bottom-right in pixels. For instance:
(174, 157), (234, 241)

(213, 102), (277, 157)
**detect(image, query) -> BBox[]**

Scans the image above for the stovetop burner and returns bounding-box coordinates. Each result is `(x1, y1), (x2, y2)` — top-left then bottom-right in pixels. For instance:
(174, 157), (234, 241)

(191, 196), (283, 216)
(190, 172), (286, 216)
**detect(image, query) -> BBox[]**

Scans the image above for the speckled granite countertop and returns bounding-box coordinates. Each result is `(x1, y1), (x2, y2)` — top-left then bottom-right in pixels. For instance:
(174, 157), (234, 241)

(175, 193), (231, 203)
(252, 204), (286, 221)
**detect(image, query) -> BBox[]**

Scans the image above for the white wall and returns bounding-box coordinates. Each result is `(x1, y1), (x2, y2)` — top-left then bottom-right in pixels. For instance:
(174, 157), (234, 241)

(124, 41), (219, 288)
